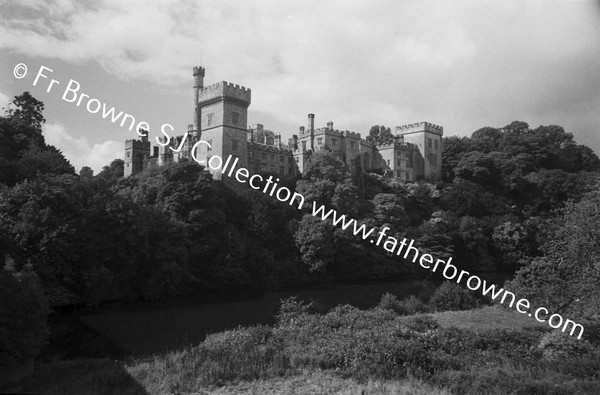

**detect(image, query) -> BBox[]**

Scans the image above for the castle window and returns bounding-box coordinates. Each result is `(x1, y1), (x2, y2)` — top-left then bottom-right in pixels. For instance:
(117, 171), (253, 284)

(295, 157), (299, 163)
(261, 153), (267, 160)
(279, 156), (284, 163)
(232, 139), (239, 150)
(271, 154), (275, 161)
(397, 159), (402, 166)
(317, 137), (323, 145)
(232, 112), (239, 125)
(428, 138), (432, 148)
(279, 166), (285, 174)
(332, 138), (337, 146)
(126, 152), (130, 158)
(387, 159), (391, 166)
(301, 141), (307, 152)
(261, 164), (268, 172)
(434, 140), (439, 150)
(207, 113), (214, 126)
(350, 141), (356, 149)
(405, 173), (410, 181)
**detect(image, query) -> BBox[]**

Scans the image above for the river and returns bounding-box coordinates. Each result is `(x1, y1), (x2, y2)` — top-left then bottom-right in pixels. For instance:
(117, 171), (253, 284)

(75, 274), (509, 357)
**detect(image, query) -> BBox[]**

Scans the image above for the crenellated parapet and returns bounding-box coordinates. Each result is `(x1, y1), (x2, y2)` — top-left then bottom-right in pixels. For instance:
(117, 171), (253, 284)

(125, 138), (150, 149)
(395, 121), (443, 136)
(198, 81), (251, 106)
(376, 141), (415, 151)
(248, 142), (293, 154)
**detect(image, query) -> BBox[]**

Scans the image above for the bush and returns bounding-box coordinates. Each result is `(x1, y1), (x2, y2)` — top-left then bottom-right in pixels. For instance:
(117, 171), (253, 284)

(0, 260), (49, 365)
(428, 282), (480, 311)
(378, 293), (429, 315)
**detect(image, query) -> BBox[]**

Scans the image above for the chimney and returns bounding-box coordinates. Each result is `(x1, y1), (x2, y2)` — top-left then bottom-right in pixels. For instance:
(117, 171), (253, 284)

(275, 134), (282, 149)
(248, 128), (254, 143)
(327, 121), (334, 131)
(300, 126), (305, 133)
(308, 113), (315, 150)
(308, 113), (315, 131)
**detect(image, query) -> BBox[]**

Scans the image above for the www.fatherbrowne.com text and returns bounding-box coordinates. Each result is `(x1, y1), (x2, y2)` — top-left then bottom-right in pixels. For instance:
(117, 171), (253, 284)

(191, 146), (584, 339)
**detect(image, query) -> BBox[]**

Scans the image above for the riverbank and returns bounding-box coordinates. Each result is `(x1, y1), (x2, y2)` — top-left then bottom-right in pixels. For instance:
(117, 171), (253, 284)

(6, 305), (600, 395)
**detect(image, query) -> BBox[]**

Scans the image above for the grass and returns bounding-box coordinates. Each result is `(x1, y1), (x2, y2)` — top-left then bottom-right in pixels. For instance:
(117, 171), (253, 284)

(428, 305), (548, 331)
(7, 302), (600, 395)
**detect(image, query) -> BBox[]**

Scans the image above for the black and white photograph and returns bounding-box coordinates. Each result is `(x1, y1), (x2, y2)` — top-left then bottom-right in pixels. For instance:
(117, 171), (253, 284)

(1, 0), (600, 394)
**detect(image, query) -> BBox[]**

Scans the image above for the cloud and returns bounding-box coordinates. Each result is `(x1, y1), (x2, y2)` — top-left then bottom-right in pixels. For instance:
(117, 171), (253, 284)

(42, 123), (122, 174)
(1, 0), (599, 151)
(0, 91), (10, 113)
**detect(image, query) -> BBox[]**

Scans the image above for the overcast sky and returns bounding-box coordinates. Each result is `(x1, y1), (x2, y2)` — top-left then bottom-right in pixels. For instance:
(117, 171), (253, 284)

(1, 0), (599, 173)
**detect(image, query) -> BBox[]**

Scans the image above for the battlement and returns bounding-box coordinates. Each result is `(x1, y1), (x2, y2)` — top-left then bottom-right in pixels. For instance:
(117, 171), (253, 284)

(193, 66), (205, 77)
(343, 130), (361, 139)
(376, 141), (417, 151)
(248, 142), (293, 154)
(198, 80), (251, 104)
(125, 139), (150, 149)
(395, 122), (443, 136)
(314, 127), (345, 137)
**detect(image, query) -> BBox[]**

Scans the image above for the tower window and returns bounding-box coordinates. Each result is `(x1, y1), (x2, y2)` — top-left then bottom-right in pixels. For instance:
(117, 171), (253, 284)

(387, 159), (391, 166)
(232, 112), (239, 125)
(207, 113), (214, 126)
(261, 153), (267, 160)
(428, 138), (432, 148)
(350, 141), (356, 149)
(317, 137), (323, 145)
(280, 156), (284, 162)
(126, 152), (130, 158)
(434, 140), (439, 150)
(332, 138), (337, 146)
(232, 139), (239, 150)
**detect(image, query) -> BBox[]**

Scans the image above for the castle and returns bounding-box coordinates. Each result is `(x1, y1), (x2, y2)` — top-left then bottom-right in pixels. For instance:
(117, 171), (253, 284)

(124, 67), (443, 182)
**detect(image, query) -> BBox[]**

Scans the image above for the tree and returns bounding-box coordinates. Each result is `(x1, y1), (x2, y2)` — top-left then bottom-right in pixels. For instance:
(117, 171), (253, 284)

(6, 92), (46, 130)
(294, 214), (335, 272)
(366, 125), (394, 145)
(79, 166), (94, 179)
(510, 183), (600, 318)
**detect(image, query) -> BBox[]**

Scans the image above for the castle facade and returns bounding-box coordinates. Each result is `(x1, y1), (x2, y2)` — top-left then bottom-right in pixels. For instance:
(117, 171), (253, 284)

(124, 67), (443, 182)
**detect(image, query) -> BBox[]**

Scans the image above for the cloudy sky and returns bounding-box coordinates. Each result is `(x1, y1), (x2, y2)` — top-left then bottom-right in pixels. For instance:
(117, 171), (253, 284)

(1, 0), (599, 173)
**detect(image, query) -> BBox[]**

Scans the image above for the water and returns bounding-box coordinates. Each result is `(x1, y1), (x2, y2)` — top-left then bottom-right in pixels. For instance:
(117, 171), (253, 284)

(79, 274), (510, 356)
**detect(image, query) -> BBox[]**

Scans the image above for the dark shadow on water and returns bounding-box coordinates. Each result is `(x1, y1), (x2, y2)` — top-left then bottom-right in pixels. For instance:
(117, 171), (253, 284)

(1, 359), (149, 395)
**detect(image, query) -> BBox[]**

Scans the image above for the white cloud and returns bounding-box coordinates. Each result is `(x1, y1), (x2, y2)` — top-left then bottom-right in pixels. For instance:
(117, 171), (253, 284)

(1, 0), (599, 150)
(0, 91), (10, 113)
(42, 123), (122, 174)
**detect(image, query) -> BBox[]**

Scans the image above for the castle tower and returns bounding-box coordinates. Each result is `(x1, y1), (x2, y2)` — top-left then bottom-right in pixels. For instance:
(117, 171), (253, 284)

(395, 122), (443, 181)
(193, 77), (251, 179)
(124, 129), (151, 176)
(192, 66), (205, 139)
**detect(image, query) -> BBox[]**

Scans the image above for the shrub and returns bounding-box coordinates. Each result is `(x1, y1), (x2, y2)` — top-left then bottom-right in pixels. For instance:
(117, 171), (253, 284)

(378, 293), (429, 315)
(428, 282), (480, 311)
(276, 296), (313, 326)
(537, 331), (595, 361)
